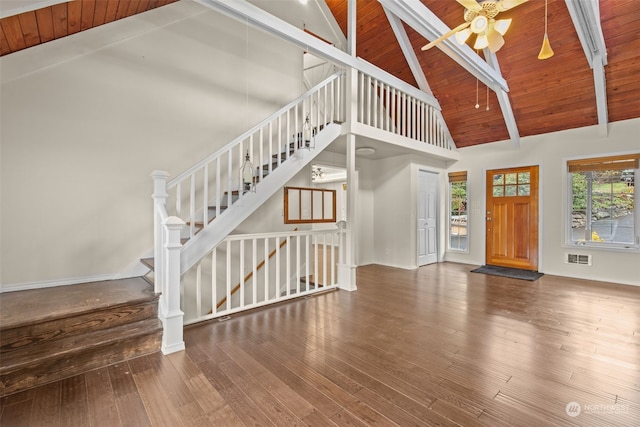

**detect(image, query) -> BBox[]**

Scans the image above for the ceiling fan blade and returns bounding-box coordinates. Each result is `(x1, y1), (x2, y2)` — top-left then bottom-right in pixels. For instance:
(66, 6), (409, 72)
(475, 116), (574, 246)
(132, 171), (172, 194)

(421, 22), (471, 51)
(486, 27), (505, 52)
(457, 0), (482, 12)
(496, 0), (529, 12)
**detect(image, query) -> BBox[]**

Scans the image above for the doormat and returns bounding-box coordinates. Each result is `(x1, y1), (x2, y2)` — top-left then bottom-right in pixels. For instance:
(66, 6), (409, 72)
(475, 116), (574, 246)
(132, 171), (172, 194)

(471, 265), (544, 281)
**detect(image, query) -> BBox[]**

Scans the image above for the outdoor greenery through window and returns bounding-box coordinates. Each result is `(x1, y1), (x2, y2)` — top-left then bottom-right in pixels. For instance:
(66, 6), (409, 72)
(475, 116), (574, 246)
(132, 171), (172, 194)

(568, 154), (638, 249)
(449, 171), (468, 251)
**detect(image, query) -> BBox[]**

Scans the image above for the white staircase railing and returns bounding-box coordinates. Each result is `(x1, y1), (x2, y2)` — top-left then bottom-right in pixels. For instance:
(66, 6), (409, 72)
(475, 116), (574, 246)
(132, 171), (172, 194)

(152, 72), (345, 353)
(151, 67), (456, 354)
(356, 71), (453, 150)
(182, 227), (343, 325)
(163, 71), (345, 244)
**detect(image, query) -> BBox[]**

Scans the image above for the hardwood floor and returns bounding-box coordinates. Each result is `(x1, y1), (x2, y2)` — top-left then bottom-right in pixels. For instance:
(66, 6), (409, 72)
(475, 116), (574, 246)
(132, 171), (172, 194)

(1, 263), (639, 426)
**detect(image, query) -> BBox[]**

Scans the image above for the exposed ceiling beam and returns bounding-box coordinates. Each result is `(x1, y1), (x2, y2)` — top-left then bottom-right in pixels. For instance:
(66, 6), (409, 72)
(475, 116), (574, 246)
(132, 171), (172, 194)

(313, 0), (347, 52)
(347, 0), (356, 56)
(194, 0), (441, 108)
(378, 0), (509, 94)
(484, 51), (520, 148)
(565, 0), (608, 135)
(381, 5), (432, 95)
(381, 4), (455, 146)
(379, 0), (514, 147)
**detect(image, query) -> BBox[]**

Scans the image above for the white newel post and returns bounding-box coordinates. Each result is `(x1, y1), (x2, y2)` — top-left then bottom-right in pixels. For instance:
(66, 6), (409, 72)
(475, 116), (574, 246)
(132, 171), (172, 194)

(151, 171), (169, 295)
(338, 132), (358, 291)
(336, 69), (358, 292)
(161, 216), (186, 354)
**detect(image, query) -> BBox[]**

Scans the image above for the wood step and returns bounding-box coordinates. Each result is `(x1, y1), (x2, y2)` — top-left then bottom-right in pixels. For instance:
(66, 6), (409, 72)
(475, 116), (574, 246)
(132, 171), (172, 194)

(0, 318), (161, 397)
(0, 278), (161, 397)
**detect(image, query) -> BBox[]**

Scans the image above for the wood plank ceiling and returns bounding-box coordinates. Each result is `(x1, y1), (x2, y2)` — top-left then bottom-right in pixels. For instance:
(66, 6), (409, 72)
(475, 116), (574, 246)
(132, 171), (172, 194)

(326, 0), (640, 147)
(1, 0), (639, 148)
(0, 0), (177, 55)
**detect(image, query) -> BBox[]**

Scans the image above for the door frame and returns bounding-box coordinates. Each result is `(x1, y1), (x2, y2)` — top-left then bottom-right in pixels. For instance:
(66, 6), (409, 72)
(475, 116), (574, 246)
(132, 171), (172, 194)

(417, 168), (440, 266)
(483, 163), (543, 271)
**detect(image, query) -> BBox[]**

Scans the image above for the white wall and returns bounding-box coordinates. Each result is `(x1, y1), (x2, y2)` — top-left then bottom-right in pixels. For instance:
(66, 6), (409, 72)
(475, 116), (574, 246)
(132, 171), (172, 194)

(0, 1), (306, 288)
(367, 153), (449, 269)
(446, 118), (640, 286)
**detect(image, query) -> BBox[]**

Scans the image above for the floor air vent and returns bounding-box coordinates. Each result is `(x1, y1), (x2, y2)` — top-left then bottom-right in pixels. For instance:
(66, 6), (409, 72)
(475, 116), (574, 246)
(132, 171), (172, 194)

(566, 253), (592, 266)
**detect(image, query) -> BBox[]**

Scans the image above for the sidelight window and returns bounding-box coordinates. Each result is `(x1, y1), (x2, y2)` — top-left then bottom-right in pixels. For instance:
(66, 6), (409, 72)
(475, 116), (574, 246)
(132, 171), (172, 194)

(448, 171), (468, 251)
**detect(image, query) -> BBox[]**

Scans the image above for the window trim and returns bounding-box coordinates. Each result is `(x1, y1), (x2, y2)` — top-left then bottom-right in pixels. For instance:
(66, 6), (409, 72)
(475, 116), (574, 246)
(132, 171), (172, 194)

(565, 153), (639, 251)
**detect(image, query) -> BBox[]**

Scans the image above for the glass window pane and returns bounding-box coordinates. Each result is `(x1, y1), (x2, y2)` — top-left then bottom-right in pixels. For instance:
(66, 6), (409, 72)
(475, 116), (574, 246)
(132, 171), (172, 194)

(569, 169), (635, 246)
(518, 184), (530, 196)
(505, 173), (517, 184)
(450, 181), (468, 251)
(493, 174), (504, 185)
(518, 172), (530, 183)
(505, 185), (517, 196)
(493, 186), (504, 197)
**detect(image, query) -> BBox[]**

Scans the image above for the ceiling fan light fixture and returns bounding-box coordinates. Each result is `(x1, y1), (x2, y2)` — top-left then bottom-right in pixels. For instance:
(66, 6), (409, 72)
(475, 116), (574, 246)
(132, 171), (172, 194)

(494, 18), (512, 36)
(474, 33), (489, 50)
(455, 28), (473, 45)
(470, 15), (488, 34)
(486, 28), (505, 52)
(538, 34), (554, 59)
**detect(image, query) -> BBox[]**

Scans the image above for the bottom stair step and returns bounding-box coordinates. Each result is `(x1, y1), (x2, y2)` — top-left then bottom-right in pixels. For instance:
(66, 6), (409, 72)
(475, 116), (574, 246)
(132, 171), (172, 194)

(0, 317), (161, 397)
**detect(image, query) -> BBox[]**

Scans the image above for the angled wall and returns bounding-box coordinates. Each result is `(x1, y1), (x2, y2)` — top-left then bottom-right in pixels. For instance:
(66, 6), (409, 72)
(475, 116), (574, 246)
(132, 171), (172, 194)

(0, 2), (305, 288)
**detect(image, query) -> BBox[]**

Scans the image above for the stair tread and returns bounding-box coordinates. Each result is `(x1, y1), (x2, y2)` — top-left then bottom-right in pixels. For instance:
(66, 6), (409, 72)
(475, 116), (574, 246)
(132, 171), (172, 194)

(1, 317), (162, 372)
(0, 277), (157, 331)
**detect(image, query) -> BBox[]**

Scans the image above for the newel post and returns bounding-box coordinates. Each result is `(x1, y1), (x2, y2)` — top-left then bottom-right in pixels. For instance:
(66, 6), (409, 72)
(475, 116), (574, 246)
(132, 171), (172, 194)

(151, 171), (169, 294)
(161, 216), (185, 354)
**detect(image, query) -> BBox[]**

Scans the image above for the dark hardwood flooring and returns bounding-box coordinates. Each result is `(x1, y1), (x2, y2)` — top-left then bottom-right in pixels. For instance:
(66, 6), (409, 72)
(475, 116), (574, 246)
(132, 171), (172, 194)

(1, 263), (639, 426)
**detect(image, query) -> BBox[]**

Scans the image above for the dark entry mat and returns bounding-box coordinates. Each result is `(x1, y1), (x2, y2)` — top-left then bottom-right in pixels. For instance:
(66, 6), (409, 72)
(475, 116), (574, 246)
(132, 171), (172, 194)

(470, 265), (544, 281)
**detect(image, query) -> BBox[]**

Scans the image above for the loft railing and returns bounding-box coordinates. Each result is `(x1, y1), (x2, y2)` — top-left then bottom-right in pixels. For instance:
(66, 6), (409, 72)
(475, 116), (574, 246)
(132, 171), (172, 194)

(356, 71), (453, 150)
(181, 227), (343, 325)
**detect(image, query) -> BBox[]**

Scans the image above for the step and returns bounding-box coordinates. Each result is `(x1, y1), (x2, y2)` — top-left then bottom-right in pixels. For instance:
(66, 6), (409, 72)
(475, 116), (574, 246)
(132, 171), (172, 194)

(0, 298), (158, 353)
(0, 278), (161, 397)
(0, 318), (161, 397)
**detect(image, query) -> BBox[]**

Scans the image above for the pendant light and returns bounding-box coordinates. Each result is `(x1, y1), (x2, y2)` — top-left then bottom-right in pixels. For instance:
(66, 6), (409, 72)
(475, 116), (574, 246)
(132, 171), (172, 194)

(241, 150), (255, 193)
(538, 0), (554, 60)
(303, 113), (314, 149)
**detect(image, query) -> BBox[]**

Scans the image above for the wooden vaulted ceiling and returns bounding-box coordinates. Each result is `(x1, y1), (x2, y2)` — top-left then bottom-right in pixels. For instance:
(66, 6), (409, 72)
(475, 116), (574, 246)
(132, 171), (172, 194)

(326, 0), (640, 147)
(1, 0), (639, 148)
(0, 1), (178, 55)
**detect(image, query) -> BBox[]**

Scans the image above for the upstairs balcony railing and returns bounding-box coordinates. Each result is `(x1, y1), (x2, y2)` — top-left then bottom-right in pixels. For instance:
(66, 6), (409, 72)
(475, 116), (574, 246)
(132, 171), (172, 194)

(356, 70), (453, 150)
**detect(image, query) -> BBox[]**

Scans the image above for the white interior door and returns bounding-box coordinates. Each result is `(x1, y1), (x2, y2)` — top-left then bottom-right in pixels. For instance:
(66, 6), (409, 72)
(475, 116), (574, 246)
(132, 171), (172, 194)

(418, 170), (438, 266)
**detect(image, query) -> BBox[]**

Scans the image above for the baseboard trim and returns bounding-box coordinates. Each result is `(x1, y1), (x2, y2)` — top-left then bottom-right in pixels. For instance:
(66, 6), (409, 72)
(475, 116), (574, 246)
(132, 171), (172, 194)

(1, 272), (140, 293)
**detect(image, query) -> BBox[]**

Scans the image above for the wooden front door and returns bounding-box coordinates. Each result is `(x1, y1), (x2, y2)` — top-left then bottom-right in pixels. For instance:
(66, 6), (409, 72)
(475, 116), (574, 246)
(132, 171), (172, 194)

(486, 166), (539, 270)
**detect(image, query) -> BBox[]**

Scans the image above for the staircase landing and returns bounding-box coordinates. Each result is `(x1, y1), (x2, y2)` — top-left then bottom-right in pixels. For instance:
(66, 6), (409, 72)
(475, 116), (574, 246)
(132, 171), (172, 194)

(0, 278), (162, 397)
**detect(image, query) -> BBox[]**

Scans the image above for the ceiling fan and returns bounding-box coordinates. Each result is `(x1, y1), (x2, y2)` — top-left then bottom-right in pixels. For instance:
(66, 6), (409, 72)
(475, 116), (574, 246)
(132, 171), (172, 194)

(421, 0), (528, 53)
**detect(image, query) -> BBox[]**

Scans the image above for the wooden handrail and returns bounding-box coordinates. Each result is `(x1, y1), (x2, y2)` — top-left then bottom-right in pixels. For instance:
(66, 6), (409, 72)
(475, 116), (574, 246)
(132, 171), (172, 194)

(215, 228), (297, 310)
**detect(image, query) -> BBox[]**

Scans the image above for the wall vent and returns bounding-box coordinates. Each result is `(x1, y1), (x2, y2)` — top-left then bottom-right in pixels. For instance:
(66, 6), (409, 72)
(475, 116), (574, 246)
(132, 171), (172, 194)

(566, 253), (592, 266)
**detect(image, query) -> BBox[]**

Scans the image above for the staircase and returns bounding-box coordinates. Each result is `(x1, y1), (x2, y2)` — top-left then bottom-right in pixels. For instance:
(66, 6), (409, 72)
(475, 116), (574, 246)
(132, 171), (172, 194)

(0, 277), (161, 397)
